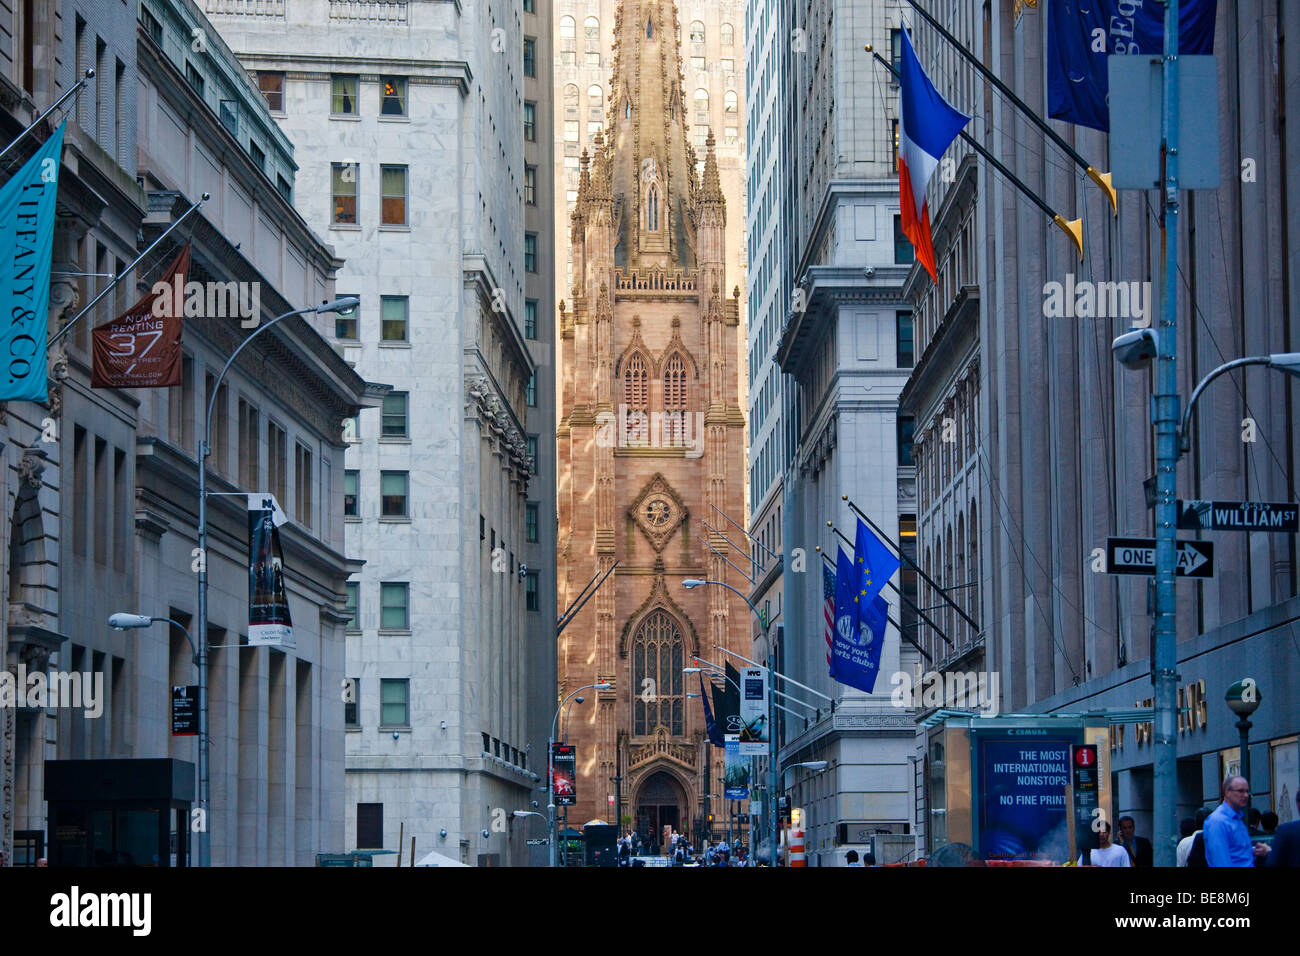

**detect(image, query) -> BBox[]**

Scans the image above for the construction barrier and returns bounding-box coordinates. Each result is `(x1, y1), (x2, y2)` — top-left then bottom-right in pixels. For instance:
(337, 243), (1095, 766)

(789, 827), (806, 867)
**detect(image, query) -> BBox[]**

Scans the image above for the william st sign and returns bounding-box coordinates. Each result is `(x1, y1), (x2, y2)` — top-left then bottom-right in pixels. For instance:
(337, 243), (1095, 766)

(1177, 500), (1299, 533)
(1105, 537), (1214, 578)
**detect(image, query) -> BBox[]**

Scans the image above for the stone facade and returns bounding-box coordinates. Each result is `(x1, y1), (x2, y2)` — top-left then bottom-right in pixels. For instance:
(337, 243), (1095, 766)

(556, 0), (748, 839)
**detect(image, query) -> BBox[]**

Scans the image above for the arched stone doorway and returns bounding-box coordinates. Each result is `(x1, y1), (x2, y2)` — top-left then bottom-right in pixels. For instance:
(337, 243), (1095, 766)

(633, 768), (687, 852)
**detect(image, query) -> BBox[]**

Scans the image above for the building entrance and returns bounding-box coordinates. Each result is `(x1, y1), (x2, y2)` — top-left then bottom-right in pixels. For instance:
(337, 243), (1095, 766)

(634, 770), (686, 852)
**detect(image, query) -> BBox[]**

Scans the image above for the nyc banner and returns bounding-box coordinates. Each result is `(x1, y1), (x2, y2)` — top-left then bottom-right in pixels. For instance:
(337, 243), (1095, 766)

(248, 493), (294, 648)
(0, 122), (64, 401)
(1047, 0), (1218, 131)
(92, 244), (189, 388)
(737, 666), (769, 755)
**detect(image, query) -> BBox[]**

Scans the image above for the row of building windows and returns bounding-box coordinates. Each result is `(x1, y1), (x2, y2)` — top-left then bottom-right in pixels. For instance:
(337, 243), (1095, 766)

(332, 296), (538, 343)
(330, 163), (408, 226)
(255, 72), (408, 117)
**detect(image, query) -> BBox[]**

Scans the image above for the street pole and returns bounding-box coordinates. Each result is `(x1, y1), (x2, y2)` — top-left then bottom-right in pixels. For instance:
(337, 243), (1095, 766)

(1151, 0), (1181, 868)
(1236, 716), (1252, 820)
(547, 734), (556, 868)
(766, 619), (778, 866)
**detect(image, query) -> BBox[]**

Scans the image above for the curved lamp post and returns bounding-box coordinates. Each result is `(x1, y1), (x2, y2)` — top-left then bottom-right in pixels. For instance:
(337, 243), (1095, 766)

(682, 578), (777, 865)
(549, 682), (610, 867)
(193, 296), (358, 867)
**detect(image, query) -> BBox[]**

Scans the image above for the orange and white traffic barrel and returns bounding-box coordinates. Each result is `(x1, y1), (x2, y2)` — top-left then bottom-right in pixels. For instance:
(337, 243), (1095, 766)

(789, 827), (806, 867)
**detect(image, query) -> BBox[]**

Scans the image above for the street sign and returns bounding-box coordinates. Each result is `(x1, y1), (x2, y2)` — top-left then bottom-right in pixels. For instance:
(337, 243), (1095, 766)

(1071, 744), (1100, 863)
(1177, 500), (1300, 533)
(172, 685), (199, 736)
(1105, 537), (1214, 578)
(525, 838), (549, 846)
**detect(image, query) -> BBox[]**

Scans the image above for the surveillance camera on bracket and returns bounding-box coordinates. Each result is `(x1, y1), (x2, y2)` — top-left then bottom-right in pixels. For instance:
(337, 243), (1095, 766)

(1112, 327), (1159, 370)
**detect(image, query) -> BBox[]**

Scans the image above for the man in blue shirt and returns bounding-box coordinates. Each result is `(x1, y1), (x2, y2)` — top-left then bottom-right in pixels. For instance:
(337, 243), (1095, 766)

(1204, 776), (1269, 866)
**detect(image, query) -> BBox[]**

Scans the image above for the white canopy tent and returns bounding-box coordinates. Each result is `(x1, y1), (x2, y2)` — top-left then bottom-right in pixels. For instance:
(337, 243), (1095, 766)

(414, 849), (469, 868)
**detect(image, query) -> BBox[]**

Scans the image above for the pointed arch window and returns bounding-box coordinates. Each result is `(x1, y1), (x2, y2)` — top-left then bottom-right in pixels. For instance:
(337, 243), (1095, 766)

(632, 610), (684, 735)
(646, 184), (659, 232)
(664, 353), (687, 444)
(625, 352), (648, 439)
(646, 16), (653, 39)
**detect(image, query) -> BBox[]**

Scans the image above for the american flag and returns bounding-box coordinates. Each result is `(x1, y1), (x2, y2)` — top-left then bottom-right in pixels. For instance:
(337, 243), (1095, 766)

(823, 562), (836, 668)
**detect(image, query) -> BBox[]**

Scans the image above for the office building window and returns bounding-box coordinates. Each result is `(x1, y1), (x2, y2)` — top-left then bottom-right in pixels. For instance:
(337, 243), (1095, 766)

(525, 233), (537, 273)
(344, 582), (359, 629)
(526, 435), (538, 474)
(344, 675), (359, 724)
(332, 163), (358, 224)
(379, 678), (409, 726)
(526, 374), (536, 406)
(891, 29), (903, 78)
(523, 38), (536, 77)
(380, 471), (408, 517)
(564, 120), (579, 142)
(526, 502), (539, 542)
(220, 100), (238, 134)
(344, 470), (359, 516)
(897, 312), (914, 368)
(380, 165), (407, 225)
(380, 296), (408, 341)
(294, 442), (313, 527)
(524, 102), (536, 142)
(894, 215), (915, 265)
(335, 296), (358, 339)
(525, 166), (536, 205)
(898, 416), (915, 466)
(331, 74), (359, 115)
(526, 571), (539, 611)
(250, 140), (265, 171)
(238, 399), (260, 490)
(258, 72), (284, 111)
(691, 56), (705, 71)
(357, 803), (383, 847)
(525, 300), (537, 339)
(380, 76), (407, 116)
(380, 584), (409, 630)
(267, 421), (288, 504)
(276, 175), (291, 201)
(143, 9), (163, 45)
(185, 62), (204, 96)
(523, 0), (534, 11)
(382, 392), (408, 438)
(721, 22), (734, 45)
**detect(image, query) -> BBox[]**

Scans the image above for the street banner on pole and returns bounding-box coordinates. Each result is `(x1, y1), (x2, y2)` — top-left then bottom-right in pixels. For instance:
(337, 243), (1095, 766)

(724, 735), (749, 799)
(248, 493), (294, 647)
(0, 121), (64, 401)
(92, 244), (189, 389)
(700, 673), (724, 746)
(738, 666), (768, 755)
(552, 744), (576, 806)
(171, 685), (199, 737)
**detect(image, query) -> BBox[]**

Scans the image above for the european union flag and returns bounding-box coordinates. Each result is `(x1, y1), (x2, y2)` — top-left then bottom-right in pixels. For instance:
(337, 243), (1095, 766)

(0, 122), (64, 401)
(831, 546), (889, 694)
(1047, 0), (1218, 132)
(853, 517), (901, 626)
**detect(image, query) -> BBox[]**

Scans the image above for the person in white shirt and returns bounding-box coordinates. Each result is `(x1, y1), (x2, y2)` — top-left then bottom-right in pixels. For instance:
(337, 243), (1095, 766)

(1078, 821), (1132, 867)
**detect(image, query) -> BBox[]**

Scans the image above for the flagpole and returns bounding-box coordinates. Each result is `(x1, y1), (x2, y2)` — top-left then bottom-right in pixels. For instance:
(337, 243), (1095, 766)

(868, 48), (1084, 260)
(0, 69), (94, 168)
(890, 3), (1117, 213)
(817, 552), (933, 664)
(841, 494), (982, 634)
(48, 192), (209, 348)
(817, 537), (952, 649)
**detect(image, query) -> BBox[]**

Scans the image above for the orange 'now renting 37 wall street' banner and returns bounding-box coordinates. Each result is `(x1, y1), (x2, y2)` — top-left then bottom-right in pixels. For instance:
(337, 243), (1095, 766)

(91, 243), (189, 389)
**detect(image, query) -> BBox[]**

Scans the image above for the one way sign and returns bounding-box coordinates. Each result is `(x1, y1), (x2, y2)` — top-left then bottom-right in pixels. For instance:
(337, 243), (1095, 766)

(1105, 537), (1214, 578)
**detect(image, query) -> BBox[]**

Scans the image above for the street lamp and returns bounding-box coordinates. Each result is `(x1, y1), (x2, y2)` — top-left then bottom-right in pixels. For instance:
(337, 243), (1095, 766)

(549, 682), (611, 867)
(193, 296), (359, 867)
(109, 613), (202, 865)
(1180, 353), (1300, 453)
(681, 577), (778, 866)
(1225, 678), (1262, 817)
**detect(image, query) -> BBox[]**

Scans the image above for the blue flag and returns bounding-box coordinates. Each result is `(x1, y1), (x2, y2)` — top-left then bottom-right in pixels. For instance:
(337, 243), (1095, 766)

(0, 121), (63, 401)
(1047, 0), (1217, 131)
(831, 547), (889, 694)
(854, 517), (901, 618)
(700, 673), (724, 747)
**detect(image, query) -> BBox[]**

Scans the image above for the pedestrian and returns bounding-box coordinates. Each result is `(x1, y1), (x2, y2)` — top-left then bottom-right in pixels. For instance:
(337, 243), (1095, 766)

(1203, 775), (1270, 866)
(1077, 821), (1131, 867)
(845, 849), (862, 867)
(1266, 792), (1300, 867)
(1116, 815), (1153, 866)
(1174, 818), (1196, 866)
(1185, 807), (1212, 867)
(1259, 812), (1279, 835)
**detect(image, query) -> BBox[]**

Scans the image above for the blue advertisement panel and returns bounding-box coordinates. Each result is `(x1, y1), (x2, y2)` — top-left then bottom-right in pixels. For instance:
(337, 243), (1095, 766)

(975, 732), (1075, 861)
(723, 735), (749, 800)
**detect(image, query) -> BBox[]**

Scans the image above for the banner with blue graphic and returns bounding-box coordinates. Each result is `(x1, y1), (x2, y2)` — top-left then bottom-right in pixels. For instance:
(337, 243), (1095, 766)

(1047, 0), (1218, 131)
(831, 547), (887, 693)
(0, 122), (64, 401)
(854, 517), (901, 613)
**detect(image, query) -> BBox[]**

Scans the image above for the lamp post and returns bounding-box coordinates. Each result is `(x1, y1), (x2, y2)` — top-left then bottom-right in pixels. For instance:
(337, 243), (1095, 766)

(108, 613), (201, 865)
(193, 296), (358, 867)
(549, 682), (610, 867)
(682, 578), (776, 865)
(1225, 679), (1262, 818)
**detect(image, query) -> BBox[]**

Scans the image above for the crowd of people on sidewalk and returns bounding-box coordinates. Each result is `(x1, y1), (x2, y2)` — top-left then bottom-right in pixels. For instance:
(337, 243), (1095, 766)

(614, 829), (754, 866)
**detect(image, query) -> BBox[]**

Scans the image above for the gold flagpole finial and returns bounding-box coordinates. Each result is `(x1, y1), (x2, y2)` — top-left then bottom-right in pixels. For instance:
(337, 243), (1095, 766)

(1086, 167), (1118, 217)
(1053, 215), (1084, 261)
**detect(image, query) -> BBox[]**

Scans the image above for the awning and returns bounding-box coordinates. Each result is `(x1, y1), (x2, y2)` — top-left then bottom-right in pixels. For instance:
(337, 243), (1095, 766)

(414, 849), (469, 868)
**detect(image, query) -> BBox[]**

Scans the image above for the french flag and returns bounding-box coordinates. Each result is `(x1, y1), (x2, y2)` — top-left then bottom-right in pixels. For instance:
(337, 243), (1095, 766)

(898, 29), (970, 283)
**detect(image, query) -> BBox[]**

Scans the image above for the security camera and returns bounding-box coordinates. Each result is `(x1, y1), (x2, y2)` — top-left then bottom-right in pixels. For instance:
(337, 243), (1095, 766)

(439, 828), (448, 838)
(392, 731), (400, 740)
(531, 800), (540, 809)
(481, 829), (491, 839)
(518, 563), (529, 579)
(1112, 327), (1159, 370)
